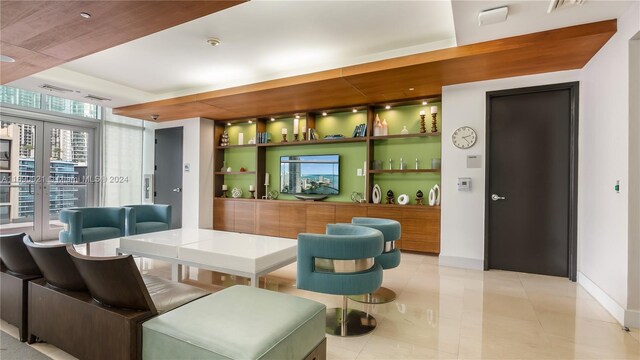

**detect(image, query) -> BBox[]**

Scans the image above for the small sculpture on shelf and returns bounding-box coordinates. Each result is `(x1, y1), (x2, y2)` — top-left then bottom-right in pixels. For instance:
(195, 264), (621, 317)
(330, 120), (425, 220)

(239, 167), (247, 172)
(419, 110), (427, 134)
(386, 190), (395, 204)
(430, 106), (438, 133)
(221, 184), (228, 198)
(219, 130), (229, 147)
(249, 185), (255, 199)
(416, 190), (424, 205)
(401, 126), (409, 135)
(281, 128), (288, 143)
(374, 114), (383, 136)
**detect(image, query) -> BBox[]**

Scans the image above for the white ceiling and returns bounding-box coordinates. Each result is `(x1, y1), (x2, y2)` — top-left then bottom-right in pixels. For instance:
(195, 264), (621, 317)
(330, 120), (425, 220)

(452, 0), (634, 45)
(7, 0), (636, 108)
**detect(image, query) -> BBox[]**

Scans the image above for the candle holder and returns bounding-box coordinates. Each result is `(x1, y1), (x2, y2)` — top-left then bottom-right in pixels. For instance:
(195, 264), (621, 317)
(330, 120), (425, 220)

(431, 113), (438, 133)
(303, 132), (307, 141)
(221, 190), (228, 198)
(282, 134), (288, 143)
(262, 184), (270, 200)
(294, 133), (299, 142)
(249, 190), (255, 199)
(419, 114), (427, 134)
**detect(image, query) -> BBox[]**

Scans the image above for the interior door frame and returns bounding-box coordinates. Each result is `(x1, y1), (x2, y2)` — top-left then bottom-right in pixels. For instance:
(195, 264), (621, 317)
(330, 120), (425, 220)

(484, 82), (579, 281)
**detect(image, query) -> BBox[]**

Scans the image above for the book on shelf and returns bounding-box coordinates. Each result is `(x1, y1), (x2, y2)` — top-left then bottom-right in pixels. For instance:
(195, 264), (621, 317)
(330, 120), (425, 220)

(352, 123), (367, 137)
(256, 132), (271, 144)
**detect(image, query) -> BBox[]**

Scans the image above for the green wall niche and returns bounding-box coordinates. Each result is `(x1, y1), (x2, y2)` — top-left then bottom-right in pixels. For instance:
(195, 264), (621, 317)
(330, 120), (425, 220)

(265, 142), (366, 202)
(225, 122), (256, 145)
(373, 102), (441, 135)
(315, 111), (367, 138)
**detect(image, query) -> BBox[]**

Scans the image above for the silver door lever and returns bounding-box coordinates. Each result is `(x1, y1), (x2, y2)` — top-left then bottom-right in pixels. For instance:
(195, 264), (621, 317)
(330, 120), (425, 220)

(172, 188), (182, 193)
(491, 194), (506, 201)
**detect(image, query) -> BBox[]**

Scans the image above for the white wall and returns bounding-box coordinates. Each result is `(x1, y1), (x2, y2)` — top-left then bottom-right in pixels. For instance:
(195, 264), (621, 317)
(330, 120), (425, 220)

(440, 2), (640, 327)
(581, 1), (639, 326)
(439, 70), (581, 270)
(627, 34), (640, 319)
(143, 118), (213, 230)
(199, 119), (214, 229)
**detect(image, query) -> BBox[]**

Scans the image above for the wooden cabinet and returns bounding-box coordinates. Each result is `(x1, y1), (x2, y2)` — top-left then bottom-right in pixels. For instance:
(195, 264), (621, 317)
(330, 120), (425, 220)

(335, 205), (368, 224)
(213, 198), (234, 231)
(279, 203), (306, 238)
(306, 204), (335, 234)
(213, 198), (441, 254)
(256, 202), (279, 236)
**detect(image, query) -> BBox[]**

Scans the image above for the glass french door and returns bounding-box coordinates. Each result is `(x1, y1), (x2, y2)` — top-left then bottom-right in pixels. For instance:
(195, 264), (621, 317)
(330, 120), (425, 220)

(0, 118), (95, 241)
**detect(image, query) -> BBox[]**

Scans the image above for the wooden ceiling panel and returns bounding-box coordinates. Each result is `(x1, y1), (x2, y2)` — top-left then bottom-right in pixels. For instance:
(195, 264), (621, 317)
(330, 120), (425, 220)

(112, 20), (616, 122)
(199, 78), (370, 119)
(0, 42), (62, 84)
(0, 1), (245, 84)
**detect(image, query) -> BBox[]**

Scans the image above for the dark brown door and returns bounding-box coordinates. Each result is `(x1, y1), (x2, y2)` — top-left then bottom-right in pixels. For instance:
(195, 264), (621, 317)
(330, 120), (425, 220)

(155, 127), (183, 229)
(486, 82), (578, 279)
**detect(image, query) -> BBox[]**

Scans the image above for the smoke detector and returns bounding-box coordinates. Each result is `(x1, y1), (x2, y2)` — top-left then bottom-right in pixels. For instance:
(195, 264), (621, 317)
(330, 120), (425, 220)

(207, 38), (221, 47)
(548, 0), (586, 13)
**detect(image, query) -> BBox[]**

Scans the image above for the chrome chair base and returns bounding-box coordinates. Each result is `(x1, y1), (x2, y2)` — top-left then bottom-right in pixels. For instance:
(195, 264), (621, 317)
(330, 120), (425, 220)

(325, 308), (377, 337)
(348, 286), (397, 304)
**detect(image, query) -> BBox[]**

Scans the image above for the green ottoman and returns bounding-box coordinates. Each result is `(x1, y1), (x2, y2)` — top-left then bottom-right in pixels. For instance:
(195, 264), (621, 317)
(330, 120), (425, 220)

(142, 285), (326, 360)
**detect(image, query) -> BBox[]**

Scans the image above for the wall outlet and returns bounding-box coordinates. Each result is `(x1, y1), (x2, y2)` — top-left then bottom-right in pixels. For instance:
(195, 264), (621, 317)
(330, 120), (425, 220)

(357, 168), (363, 176)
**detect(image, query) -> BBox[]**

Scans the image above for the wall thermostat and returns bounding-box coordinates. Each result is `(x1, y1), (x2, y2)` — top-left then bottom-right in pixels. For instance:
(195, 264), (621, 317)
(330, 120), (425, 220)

(457, 177), (471, 191)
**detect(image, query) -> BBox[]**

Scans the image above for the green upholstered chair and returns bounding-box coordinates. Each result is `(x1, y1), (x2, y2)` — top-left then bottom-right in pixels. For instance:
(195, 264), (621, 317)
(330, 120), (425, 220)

(124, 204), (171, 236)
(297, 224), (384, 337)
(59, 207), (126, 255)
(349, 217), (401, 304)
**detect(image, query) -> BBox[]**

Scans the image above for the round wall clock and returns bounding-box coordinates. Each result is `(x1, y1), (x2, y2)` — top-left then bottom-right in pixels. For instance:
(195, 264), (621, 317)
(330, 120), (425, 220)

(452, 126), (477, 149)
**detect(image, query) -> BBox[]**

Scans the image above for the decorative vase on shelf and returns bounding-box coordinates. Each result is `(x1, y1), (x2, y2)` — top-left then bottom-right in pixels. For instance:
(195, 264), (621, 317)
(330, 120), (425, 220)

(401, 126), (409, 135)
(374, 114), (383, 136)
(382, 119), (388, 136)
(219, 131), (229, 147)
(433, 184), (441, 205)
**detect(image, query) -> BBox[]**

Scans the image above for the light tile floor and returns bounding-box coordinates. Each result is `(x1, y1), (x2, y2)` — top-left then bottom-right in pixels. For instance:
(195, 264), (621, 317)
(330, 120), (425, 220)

(2, 241), (638, 360)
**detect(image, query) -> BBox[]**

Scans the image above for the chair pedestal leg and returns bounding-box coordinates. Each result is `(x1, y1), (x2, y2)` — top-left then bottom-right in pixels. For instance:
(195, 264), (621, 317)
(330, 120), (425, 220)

(326, 296), (377, 337)
(349, 286), (396, 304)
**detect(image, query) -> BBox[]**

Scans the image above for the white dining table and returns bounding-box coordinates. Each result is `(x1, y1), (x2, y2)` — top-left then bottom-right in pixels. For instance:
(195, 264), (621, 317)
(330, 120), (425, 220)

(117, 228), (297, 287)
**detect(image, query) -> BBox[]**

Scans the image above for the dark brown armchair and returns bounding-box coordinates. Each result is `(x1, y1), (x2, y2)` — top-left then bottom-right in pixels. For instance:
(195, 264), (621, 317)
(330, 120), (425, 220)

(24, 238), (208, 360)
(0, 233), (42, 342)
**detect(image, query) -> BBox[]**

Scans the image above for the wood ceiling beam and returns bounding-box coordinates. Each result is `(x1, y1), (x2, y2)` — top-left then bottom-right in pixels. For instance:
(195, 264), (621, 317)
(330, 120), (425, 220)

(0, 0), (246, 84)
(113, 19), (616, 122)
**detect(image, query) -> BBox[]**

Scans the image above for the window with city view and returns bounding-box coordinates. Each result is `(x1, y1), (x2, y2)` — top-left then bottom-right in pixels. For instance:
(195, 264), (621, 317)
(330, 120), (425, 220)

(0, 85), (102, 120)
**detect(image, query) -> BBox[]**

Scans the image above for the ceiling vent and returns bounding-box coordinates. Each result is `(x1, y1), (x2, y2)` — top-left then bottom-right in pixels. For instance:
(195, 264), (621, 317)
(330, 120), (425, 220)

(478, 6), (509, 26)
(84, 94), (111, 102)
(39, 84), (74, 93)
(548, 0), (586, 13)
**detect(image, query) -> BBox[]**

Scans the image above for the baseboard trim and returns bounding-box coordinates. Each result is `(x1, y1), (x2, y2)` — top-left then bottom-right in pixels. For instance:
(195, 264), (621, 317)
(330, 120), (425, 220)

(577, 272), (626, 326)
(625, 309), (640, 329)
(438, 255), (484, 270)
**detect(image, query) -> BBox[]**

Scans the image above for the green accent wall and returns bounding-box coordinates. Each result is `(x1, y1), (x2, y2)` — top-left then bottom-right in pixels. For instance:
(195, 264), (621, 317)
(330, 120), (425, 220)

(315, 111), (367, 138)
(225, 122), (256, 145)
(265, 142), (366, 202)
(373, 103), (441, 135)
(221, 147), (256, 195)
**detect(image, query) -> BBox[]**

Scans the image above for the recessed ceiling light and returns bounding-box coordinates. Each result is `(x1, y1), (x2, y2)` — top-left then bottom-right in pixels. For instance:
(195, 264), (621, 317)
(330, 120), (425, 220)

(422, 101), (428, 105)
(207, 38), (221, 47)
(227, 122), (231, 126)
(408, 88), (415, 91)
(352, 109), (358, 113)
(80, 12), (91, 19)
(385, 105), (391, 110)
(295, 114), (300, 119)
(0, 55), (15, 63)
(248, 120), (253, 124)
(322, 112), (327, 116)
(270, 118), (275, 122)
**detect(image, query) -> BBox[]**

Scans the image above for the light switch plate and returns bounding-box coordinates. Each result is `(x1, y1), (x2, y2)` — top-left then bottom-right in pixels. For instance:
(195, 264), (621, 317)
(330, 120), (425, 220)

(184, 163), (190, 172)
(457, 177), (471, 191)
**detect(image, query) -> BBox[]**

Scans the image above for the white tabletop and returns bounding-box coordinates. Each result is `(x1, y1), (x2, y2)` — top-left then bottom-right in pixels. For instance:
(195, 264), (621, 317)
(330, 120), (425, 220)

(178, 233), (297, 273)
(119, 228), (297, 275)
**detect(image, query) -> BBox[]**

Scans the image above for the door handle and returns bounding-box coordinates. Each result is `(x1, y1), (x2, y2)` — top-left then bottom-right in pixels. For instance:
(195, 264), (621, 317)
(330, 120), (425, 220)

(491, 194), (506, 201)
(172, 188), (182, 193)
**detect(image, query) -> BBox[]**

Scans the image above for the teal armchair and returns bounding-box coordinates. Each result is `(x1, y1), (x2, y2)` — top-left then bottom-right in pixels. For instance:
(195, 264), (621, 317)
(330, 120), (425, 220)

(59, 207), (126, 248)
(124, 204), (171, 236)
(297, 224), (384, 337)
(349, 217), (402, 304)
